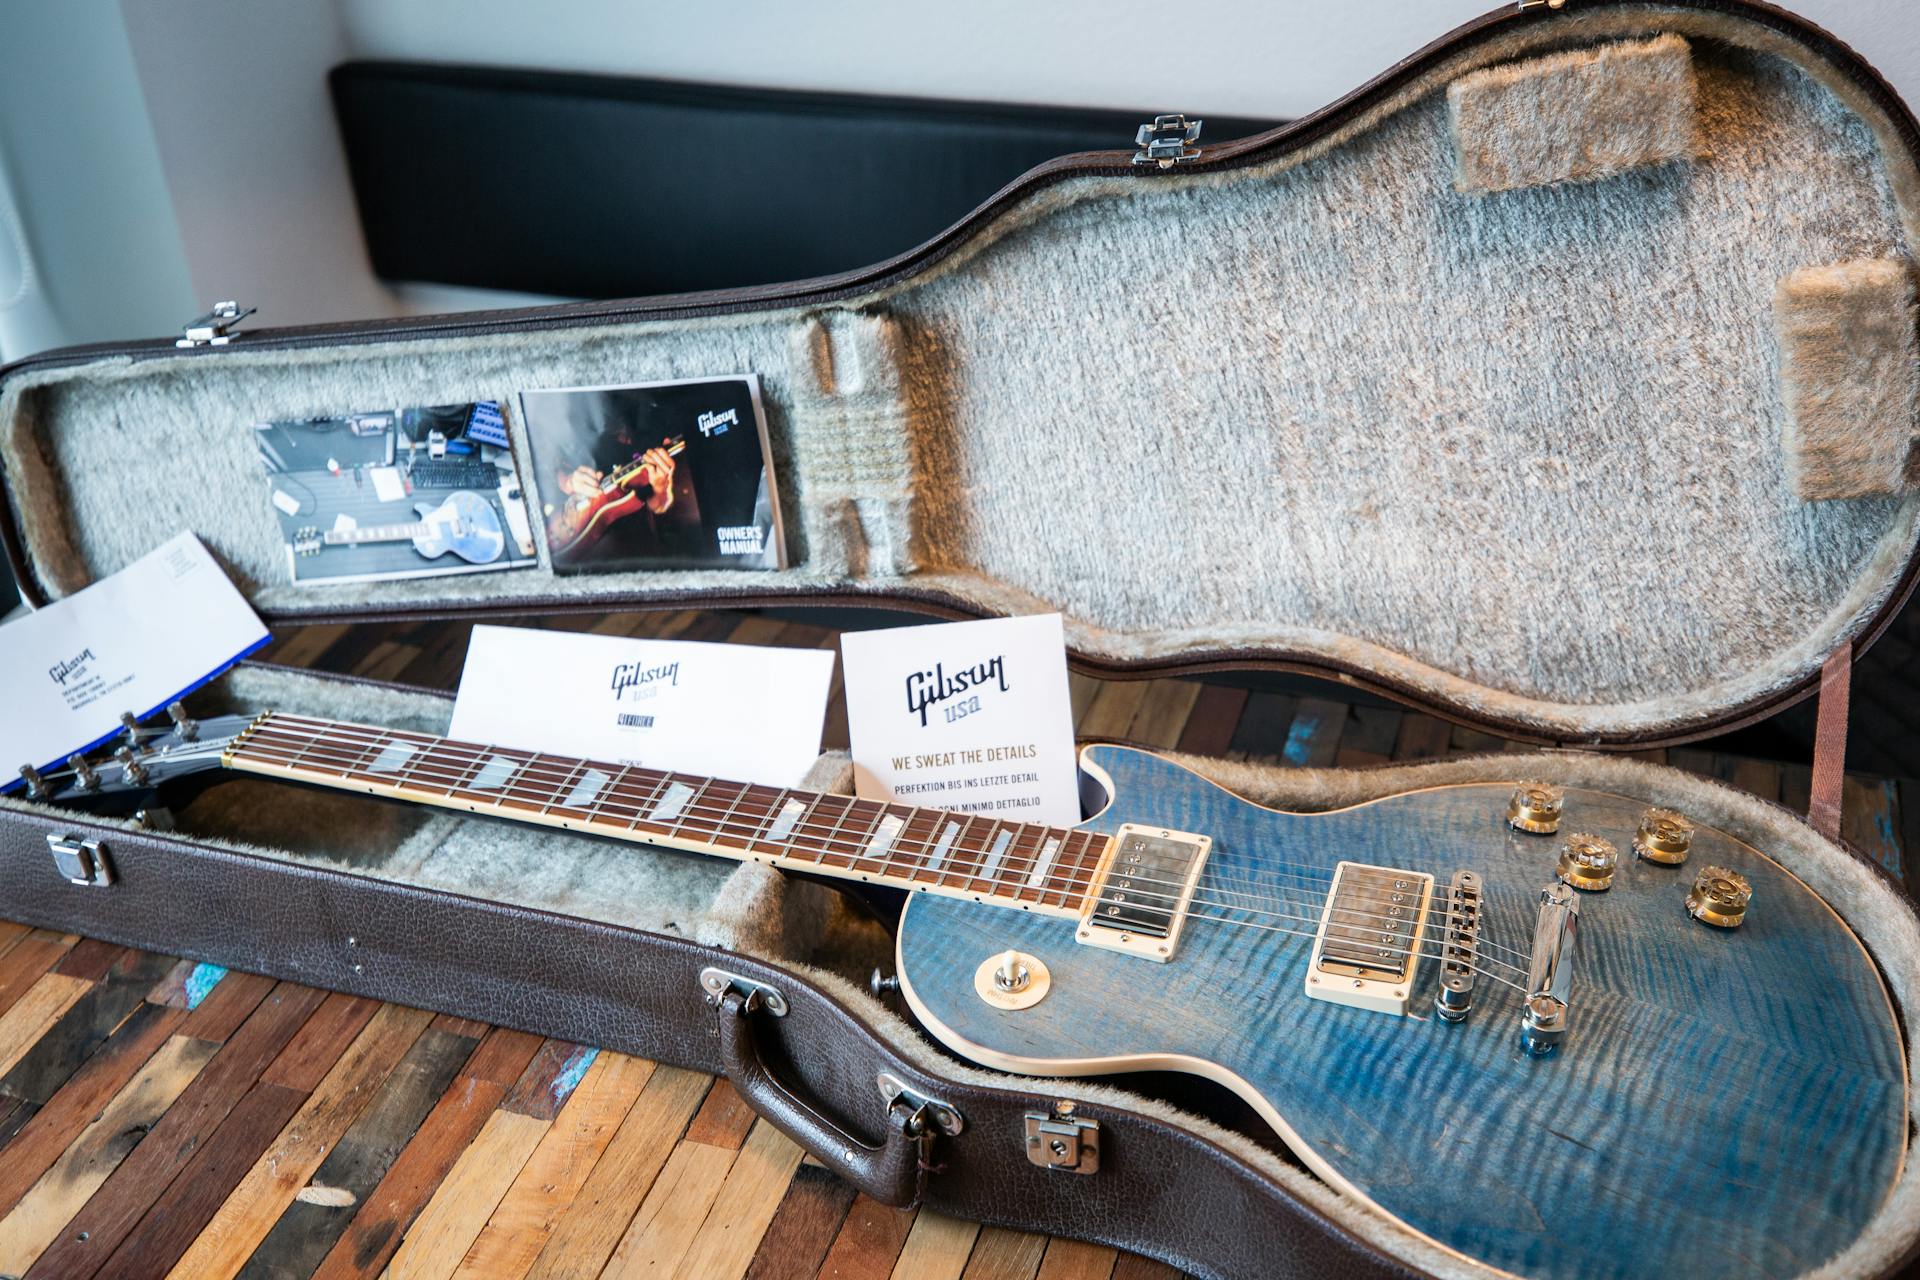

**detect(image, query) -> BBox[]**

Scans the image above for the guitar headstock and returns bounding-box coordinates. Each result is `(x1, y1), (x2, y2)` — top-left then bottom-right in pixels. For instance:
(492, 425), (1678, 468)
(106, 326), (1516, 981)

(14, 704), (254, 809)
(292, 528), (323, 556)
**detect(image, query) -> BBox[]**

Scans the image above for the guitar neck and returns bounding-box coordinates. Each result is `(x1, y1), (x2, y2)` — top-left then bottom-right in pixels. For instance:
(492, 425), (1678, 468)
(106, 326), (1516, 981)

(221, 711), (1107, 917)
(325, 522), (426, 546)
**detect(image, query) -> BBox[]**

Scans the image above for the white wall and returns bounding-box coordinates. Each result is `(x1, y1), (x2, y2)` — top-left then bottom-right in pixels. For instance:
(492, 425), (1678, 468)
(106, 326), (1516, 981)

(2, 1), (1917, 359)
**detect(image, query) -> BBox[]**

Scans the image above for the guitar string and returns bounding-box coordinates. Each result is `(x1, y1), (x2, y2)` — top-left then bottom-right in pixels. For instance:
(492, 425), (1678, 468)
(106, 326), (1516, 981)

(230, 721), (1534, 982)
(233, 721), (1534, 970)
(243, 711), (1535, 930)
(229, 720), (1521, 945)
(230, 719), (1533, 970)
(230, 729), (1516, 986)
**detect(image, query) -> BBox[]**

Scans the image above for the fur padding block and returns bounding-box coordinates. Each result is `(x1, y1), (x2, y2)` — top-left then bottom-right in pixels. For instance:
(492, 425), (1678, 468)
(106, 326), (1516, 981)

(785, 310), (919, 576)
(1776, 259), (1920, 501)
(1449, 34), (1701, 194)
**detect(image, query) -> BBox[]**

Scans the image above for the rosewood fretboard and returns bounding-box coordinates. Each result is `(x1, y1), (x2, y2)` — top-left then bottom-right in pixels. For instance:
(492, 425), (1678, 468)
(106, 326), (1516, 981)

(223, 711), (1111, 916)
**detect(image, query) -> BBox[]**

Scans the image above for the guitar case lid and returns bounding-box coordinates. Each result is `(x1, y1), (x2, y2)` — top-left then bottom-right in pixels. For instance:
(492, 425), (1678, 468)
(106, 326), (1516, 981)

(4, 3), (1920, 749)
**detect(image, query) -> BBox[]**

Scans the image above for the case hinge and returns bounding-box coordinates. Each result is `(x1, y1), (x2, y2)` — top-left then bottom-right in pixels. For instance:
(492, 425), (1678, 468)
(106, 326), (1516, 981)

(1133, 114), (1202, 168)
(46, 833), (114, 887)
(176, 300), (255, 348)
(877, 1071), (965, 1136)
(1025, 1101), (1100, 1173)
(698, 966), (788, 1016)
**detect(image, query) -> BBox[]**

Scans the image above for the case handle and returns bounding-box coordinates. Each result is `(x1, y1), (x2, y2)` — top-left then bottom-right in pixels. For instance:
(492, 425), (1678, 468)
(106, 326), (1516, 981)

(712, 985), (940, 1206)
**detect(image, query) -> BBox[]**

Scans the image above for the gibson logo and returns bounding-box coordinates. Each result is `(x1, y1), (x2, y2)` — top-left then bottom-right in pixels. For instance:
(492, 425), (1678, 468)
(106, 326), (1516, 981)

(697, 408), (738, 438)
(906, 656), (1008, 727)
(49, 648), (95, 687)
(611, 660), (680, 699)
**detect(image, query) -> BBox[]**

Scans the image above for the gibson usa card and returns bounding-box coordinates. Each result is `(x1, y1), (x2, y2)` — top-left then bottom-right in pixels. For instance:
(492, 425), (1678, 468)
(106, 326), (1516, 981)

(448, 625), (834, 787)
(0, 532), (269, 793)
(839, 614), (1080, 826)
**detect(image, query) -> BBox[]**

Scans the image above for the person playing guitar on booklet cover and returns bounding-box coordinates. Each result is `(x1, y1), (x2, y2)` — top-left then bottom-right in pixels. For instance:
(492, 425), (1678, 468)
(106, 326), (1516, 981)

(545, 431), (687, 564)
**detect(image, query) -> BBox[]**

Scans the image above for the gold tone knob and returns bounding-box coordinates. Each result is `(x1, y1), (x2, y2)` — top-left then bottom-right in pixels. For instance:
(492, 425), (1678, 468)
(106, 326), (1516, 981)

(1687, 866), (1752, 928)
(1633, 807), (1694, 866)
(1557, 833), (1618, 892)
(1507, 781), (1564, 834)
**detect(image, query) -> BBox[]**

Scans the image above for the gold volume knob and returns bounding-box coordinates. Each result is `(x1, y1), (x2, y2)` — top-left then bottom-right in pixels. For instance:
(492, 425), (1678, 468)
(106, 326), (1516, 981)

(1557, 833), (1618, 892)
(1687, 866), (1752, 928)
(1633, 807), (1694, 866)
(1507, 781), (1565, 834)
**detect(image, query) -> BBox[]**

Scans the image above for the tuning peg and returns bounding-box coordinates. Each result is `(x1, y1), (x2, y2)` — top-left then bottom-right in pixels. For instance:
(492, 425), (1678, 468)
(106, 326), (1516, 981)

(114, 747), (149, 786)
(119, 711), (142, 746)
(166, 701), (199, 741)
(67, 753), (100, 792)
(18, 764), (47, 800)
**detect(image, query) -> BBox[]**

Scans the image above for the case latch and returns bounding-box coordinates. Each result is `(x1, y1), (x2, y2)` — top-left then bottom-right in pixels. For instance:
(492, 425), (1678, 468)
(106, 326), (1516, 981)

(1133, 114), (1202, 168)
(176, 300), (255, 348)
(46, 833), (114, 887)
(1025, 1101), (1100, 1173)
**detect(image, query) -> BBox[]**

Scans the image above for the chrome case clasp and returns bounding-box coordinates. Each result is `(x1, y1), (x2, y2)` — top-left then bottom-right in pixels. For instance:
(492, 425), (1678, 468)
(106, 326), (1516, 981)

(46, 833), (114, 886)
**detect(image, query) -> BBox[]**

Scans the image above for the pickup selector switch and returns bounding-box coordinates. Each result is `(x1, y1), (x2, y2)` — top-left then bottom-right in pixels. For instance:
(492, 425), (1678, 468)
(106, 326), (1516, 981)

(975, 950), (1050, 1010)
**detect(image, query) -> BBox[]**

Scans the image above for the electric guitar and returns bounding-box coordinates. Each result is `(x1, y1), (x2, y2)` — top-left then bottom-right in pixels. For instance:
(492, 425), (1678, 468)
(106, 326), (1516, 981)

(544, 435), (686, 559)
(19, 710), (1904, 1280)
(292, 490), (505, 565)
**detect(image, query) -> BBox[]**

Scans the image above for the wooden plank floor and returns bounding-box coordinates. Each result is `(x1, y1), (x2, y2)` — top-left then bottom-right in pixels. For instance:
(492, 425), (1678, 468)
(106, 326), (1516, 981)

(1, 608), (1910, 1280)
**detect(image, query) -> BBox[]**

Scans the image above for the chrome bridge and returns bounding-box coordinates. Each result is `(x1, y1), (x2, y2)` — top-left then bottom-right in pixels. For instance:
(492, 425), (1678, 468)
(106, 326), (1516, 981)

(1433, 870), (1483, 1022)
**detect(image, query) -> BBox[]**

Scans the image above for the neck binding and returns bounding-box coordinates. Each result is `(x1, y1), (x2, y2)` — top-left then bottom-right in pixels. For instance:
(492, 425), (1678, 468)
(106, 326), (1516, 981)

(222, 711), (1109, 917)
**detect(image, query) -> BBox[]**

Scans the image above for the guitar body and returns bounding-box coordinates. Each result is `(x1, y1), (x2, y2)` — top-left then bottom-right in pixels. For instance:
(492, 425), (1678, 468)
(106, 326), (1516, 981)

(410, 490), (505, 564)
(896, 746), (1906, 1280)
(548, 487), (642, 559)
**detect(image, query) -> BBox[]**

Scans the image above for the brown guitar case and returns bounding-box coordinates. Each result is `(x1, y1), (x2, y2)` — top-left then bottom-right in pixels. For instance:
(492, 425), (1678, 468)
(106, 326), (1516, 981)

(6, 2), (1920, 1275)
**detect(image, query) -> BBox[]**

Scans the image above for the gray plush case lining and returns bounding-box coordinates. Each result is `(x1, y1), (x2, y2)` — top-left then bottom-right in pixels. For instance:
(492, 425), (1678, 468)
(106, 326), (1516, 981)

(5, 7), (1920, 744)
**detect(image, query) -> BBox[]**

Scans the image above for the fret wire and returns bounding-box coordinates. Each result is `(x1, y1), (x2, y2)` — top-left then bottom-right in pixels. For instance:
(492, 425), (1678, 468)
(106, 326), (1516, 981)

(789, 794), (841, 867)
(625, 770), (674, 832)
(543, 757), (589, 817)
(672, 777), (716, 839)
(241, 721), (1105, 902)
(1003, 824), (1042, 904)
(446, 745), (485, 795)
(747, 787), (790, 857)
(889, 809), (937, 886)
(881, 805), (927, 884)
(850, 803), (891, 873)
(772, 792), (825, 863)
(950, 814), (990, 894)
(709, 779), (751, 848)
(821, 795), (863, 869)
(585, 764), (639, 825)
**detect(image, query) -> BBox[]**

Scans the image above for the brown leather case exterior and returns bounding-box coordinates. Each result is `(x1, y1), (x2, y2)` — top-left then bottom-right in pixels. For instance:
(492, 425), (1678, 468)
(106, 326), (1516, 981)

(0, 803), (1417, 1280)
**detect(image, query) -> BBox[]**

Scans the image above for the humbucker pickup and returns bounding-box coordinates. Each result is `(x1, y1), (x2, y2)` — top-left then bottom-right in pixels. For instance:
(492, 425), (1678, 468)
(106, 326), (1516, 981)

(1305, 861), (1436, 1016)
(1077, 824), (1212, 963)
